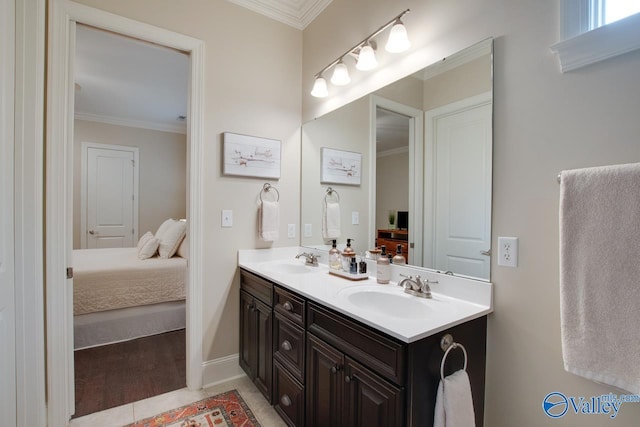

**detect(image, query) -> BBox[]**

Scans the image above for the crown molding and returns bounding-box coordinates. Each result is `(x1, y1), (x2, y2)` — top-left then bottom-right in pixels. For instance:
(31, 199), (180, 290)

(226, 0), (332, 30)
(75, 111), (187, 134)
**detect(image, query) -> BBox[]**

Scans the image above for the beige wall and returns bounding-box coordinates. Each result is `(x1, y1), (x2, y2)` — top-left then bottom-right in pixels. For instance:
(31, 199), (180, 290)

(73, 0), (302, 363)
(304, 1), (640, 426)
(73, 120), (187, 249)
(376, 150), (409, 231)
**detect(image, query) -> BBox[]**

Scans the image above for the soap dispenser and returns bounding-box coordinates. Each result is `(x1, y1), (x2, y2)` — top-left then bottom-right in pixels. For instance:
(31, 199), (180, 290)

(328, 240), (342, 271)
(392, 244), (406, 265)
(341, 238), (356, 271)
(377, 245), (390, 284)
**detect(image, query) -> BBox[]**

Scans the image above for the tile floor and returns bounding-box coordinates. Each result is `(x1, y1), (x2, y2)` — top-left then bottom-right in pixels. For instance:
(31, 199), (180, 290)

(69, 375), (286, 427)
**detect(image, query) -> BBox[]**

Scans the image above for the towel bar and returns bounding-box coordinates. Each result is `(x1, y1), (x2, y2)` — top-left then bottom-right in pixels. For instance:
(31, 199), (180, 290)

(260, 182), (279, 202)
(440, 333), (468, 381)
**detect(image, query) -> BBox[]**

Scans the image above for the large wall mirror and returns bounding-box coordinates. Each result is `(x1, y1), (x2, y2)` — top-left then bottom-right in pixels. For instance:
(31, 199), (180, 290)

(301, 38), (493, 281)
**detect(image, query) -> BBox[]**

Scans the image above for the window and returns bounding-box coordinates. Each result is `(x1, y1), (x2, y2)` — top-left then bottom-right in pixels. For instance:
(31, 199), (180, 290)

(551, 0), (640, 72)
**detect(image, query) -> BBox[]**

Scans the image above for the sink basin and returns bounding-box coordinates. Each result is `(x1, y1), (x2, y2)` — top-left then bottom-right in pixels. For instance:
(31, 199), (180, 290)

(258, 260), (317, 275)
(339, 286), (431, 320)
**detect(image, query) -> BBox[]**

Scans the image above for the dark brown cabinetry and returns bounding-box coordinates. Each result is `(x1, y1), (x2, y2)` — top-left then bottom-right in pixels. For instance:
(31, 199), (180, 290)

(376, 229), (409, 263)
(239, 268), (487, 427)
(239, 270), (273, 403)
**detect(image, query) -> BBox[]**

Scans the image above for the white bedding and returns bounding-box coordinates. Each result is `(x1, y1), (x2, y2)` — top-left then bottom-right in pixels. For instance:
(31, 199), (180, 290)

(73, 247), (186, 315)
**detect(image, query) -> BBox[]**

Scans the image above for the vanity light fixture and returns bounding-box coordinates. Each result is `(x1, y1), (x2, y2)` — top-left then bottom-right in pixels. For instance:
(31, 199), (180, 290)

(311, 9), (411, 98)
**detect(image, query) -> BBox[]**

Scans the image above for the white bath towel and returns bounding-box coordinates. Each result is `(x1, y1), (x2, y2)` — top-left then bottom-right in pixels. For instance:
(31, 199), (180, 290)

(559, 163), (640, 393)
(433, 369), (475, 427)
(259, 200), (279, 242)
(322, 200), (341, 239)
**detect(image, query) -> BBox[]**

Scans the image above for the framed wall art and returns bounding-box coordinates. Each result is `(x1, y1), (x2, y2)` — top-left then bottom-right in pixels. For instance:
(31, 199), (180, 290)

(321, 147), (362, 186)
(223, 132), (281, 179)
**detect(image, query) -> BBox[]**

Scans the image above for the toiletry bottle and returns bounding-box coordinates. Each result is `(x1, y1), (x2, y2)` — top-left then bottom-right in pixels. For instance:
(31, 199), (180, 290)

(377, 246), (390, 284)
(349, 257), (357, 274)
(341, 238), (356, 271)
(392, 244), (406, 265)
(329, 240), (342, 271)
(343, 238), (355, 256)
(359, 254), (367, 274)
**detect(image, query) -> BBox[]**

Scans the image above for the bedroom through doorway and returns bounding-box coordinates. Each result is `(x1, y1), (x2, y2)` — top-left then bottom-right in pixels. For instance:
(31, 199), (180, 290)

(71, 24), (190, 417)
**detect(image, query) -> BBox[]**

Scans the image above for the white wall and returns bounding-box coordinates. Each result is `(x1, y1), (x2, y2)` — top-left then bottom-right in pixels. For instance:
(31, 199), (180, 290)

(72, 0), (302, 365)
(73, 120), (187, 249)
(376, 150), (409, 230)
(304, 1), (640, 426)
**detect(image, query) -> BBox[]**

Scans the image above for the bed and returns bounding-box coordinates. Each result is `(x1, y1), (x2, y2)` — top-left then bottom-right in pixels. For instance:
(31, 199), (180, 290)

(73, 247), (187, 349)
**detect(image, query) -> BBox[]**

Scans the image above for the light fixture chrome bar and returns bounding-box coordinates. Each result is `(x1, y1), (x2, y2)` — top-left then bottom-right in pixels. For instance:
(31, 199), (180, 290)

(313, 9), (410, 78)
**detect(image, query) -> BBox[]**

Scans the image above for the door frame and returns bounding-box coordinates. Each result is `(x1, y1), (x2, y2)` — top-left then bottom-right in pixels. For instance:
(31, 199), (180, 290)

(46, 1), (205, 424)
(80, 142), (140, 249)
(423, 91), (492, 270)
(369, 95), (424, 264)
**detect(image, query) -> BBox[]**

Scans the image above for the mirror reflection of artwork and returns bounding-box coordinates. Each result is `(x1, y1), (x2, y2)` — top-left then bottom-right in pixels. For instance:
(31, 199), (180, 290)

(321, 147), (362, 185)
(223, 132), (281, 179)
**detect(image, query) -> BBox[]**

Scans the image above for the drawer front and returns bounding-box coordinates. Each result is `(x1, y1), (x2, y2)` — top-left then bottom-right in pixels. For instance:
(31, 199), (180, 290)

(274, 286), (305, 326)
(307, 303), (406, 386)
(274, 361), (305, 427)
(240, 269), (273, 306)
(274, 313), (306, 383)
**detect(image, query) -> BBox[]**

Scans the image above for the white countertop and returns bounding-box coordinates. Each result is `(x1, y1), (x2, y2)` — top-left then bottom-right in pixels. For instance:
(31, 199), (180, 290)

(238, 247), (493, 343)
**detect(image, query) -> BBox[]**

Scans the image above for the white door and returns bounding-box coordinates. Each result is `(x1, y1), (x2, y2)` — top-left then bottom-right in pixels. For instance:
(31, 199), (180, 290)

(0, 0), (16, 421)
(82, 143), (139, 248)
(428, 94), (492, 279)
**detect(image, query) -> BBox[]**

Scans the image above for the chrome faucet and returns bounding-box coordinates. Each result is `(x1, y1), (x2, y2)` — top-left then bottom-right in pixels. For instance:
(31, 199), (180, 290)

(398, 274), (436, 299)
(295, 252), (319, 266)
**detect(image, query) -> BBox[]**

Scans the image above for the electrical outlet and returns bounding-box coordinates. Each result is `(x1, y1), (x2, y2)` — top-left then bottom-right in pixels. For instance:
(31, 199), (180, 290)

(498, 236), (518, 267)
(352, 211), (359, 225)
(287, 224), (296, 238)
(304, 223), (312, 238)
(221, 210), (233, 227)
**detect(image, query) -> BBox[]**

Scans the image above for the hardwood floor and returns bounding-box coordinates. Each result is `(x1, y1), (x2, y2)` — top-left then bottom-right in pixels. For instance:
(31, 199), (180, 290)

(73, 329), (186, 418)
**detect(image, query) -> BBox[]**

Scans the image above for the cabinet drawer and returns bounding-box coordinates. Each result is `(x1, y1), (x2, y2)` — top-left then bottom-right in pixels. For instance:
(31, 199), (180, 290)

(274, 361), (304, 427)
(307, 303), (406, 386)
(274, 286), (305, 326)
(274, 313), (305, 383)
(240, 269), (273, 305)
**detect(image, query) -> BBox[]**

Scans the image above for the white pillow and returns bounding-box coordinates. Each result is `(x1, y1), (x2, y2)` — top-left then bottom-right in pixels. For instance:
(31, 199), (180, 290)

(138, 237), (160, 260)
(137, 231), (154, 251)
(155, 218), (175, 240)
(176, 236), (188, 258)
(158, 220), (187, 259)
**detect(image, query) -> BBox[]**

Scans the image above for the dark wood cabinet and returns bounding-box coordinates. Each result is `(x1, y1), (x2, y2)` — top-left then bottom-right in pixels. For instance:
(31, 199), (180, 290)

(239, 271), (273, 403)
(239, 268), (487, 427)
(376, 229), (409, 263)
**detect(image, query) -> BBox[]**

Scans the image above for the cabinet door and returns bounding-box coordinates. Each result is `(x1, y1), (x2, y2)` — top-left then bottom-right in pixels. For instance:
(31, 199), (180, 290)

(344, 357), (404, 427)
(306, 334), (344, 427)
(254, 298), (273, 402)
(239, 290), (256, 378)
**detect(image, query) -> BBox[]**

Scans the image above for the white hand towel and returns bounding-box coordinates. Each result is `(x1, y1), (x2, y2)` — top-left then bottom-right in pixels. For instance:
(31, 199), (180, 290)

(559, 162), (640, 393)
(259, 200), (279, 242)
(433, 369), (475, 427)
(322, 201), (341, 239)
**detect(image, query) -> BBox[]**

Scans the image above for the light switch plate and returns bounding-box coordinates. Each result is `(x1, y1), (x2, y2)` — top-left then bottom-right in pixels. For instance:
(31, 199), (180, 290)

(287, 224), (296, 238)
(304, 223), (312, 238)
(352, 211), (359, 225)
(221, 210), (233, 227)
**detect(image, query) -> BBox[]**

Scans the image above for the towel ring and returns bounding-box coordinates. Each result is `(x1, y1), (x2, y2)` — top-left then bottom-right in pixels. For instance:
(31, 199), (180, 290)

(440, 333), (468, 381)
(325, 187), (340, 203)
(260, 183), (279, 202)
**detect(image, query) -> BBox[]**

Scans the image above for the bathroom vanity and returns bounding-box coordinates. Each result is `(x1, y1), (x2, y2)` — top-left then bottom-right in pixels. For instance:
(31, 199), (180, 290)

(238, 247), (492, 427)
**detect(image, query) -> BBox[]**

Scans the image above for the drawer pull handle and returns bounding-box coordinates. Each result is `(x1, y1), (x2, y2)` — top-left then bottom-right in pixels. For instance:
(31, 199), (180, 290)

(281, 340), (292, 351)
(280, 394), (292, 407)
(345, 374), (358, 383)
(330, 364), (341, 374)
(247, 303), (256, 311)
(282, 301), (293, 311)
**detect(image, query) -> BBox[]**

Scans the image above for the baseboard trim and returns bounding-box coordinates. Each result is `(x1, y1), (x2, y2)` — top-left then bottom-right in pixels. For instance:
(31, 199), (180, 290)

(201, 354), (246, 389)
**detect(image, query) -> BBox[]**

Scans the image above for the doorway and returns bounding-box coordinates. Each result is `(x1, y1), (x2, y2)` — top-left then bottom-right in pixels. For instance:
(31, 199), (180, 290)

(46, 2), (205, 424)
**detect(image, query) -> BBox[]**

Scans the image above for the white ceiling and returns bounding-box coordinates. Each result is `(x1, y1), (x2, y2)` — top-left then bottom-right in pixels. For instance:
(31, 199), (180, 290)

(73, 1), (332, 134)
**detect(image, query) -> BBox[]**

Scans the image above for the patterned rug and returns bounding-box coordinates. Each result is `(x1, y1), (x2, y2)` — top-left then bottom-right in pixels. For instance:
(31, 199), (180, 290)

(124, 390), (261, 427)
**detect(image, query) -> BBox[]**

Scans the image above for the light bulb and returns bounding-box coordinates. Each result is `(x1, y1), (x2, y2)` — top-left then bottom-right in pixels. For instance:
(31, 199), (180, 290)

(356, 43), (378, 71)
(331, 61), (351, 86)
(385, 20), (411, 53)
(310, 76), (328, 98)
